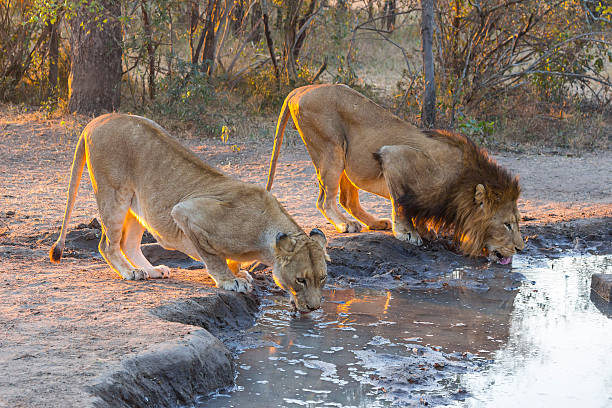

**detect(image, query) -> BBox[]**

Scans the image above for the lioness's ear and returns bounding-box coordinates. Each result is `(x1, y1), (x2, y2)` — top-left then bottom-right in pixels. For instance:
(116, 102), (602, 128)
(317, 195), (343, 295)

(309, 228), (327, 245)
(475, 184), (486, 208)
(310, 228), (331, 262)
(275, 232), (295, 253)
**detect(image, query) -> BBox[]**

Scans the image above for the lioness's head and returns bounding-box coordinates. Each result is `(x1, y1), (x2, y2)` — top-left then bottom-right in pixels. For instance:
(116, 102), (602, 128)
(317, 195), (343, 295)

(272, 229), (329, 313)
(470, 183), (525, 264)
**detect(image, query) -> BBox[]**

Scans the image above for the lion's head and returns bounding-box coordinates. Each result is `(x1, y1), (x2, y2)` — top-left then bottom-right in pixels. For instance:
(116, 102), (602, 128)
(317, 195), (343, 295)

(468, 183), (525, 264)
(272, 229), (329, 313)
(406, 130), (524, 264)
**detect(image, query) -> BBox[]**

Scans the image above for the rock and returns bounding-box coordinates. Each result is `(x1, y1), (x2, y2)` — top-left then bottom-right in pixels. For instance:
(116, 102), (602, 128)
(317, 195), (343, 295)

(591, 274), (612, 303)
(88, 218), (101, 230)
(89, 330), (233, 408)
(84, 231), (98, 241)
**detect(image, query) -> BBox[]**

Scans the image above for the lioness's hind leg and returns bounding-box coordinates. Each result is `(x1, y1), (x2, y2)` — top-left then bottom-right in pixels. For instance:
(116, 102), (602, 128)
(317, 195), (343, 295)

(171, 199), (252, 293)
(120, 212), (170, 279)
(339, 173), (391, 231)
(96, 190), (148, 280)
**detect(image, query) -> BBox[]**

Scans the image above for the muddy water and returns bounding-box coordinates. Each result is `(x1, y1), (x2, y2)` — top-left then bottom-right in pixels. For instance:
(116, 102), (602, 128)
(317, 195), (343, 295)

(200, 255), (611, 407)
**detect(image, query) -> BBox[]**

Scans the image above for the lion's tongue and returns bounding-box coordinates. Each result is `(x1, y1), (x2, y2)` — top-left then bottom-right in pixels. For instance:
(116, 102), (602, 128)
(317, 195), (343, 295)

(498, 256), (513, 265)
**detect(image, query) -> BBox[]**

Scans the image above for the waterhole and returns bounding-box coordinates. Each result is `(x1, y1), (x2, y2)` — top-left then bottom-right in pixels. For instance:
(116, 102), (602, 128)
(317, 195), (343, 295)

(199, 255), (611, 407)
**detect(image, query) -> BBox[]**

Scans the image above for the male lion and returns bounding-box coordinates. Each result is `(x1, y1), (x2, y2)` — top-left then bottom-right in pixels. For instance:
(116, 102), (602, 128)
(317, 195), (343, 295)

(266, 84), (524, 263)
(50, 114), (328, 312)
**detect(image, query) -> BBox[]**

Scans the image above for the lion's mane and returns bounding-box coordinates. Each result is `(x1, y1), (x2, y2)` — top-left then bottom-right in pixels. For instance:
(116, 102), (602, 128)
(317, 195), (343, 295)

(396, 129), (520, 257)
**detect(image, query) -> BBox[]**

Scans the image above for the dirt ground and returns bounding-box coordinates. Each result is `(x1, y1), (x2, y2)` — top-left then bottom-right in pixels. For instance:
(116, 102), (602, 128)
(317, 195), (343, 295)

(0, 112), (611, 407)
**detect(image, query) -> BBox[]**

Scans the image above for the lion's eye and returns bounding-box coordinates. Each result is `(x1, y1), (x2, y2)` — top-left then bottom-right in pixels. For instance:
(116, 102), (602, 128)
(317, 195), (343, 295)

(504, 223), (512, 231)
(296, 278), (306, 285)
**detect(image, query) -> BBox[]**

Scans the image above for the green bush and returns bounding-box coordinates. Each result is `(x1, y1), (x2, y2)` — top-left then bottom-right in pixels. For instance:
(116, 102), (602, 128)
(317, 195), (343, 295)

(152, 61), (213, 126)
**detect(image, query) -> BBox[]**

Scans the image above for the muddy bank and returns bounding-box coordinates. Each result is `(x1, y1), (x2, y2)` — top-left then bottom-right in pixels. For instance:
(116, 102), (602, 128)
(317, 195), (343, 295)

(88, 289), (259, 408)
(31, 221), (262, 407)
(325, 217), (611, 292)
(90, 330), (233, 408)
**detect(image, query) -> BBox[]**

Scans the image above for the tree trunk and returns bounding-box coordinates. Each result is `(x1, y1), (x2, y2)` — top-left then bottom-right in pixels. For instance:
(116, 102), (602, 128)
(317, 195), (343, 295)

(141, 1), (156, 100)
(48, 19), (59, 99)
(201, 0), (219, 75)
(190, 0), (200, 64)
(261, 0), (279, 81)
(293, 0), (316, 60)
(282, 0), (300, 81)
(383, 0), (396, 31)
(230, 0), (244, 34)
(249, 1), (262, 42)
(68, 0), (122, 115)
(420, 0), (436, 128)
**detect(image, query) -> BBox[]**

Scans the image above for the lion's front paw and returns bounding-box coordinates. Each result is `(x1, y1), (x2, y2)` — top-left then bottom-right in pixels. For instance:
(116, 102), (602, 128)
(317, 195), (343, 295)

(124, 268), (149, 280)
(336, 221), (362, 233)
(149, 265), (171, 279)
(394, 230), (423, 246)
(368, 218), (392, 230)
(218, 277), (252, 293)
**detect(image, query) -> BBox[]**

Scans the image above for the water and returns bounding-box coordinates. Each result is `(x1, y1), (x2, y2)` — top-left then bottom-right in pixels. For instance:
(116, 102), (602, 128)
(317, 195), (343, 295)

(200, 255), (612, 407)
(463, 255), (612, 407)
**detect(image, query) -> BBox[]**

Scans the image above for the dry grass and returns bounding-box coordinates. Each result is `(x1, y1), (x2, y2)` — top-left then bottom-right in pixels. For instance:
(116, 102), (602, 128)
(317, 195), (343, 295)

(349, 20), (421, 94)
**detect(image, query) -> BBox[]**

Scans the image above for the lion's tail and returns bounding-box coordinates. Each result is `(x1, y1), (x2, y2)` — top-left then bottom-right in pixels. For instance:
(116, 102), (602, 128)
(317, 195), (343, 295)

(266, 94), (292, 191)
(50, 133), (87, 263)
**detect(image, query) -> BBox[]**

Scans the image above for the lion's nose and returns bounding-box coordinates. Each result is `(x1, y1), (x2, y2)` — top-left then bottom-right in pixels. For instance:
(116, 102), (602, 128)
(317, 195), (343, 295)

(306, 304), (319, 311)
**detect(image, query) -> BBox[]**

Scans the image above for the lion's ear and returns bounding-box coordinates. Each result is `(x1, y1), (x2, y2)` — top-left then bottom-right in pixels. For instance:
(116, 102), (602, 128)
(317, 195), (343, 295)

(474, 184), (486, 208)
(310, 228), (331, 262)
(275, 232), (296, 254)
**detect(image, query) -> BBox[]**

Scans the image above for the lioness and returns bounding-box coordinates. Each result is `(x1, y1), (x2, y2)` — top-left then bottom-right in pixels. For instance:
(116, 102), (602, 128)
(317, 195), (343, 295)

(50, 114), (328, 312)
(266, 84), (524, 263)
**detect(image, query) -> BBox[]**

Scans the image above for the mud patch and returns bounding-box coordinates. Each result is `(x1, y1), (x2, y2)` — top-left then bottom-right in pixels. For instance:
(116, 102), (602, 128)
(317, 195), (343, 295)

(325, 217), (612, 291)
(352, 347), (479, 406)
(326, 233), (525, 292)
(90, 330), (233, 408)
(151, 292), (259, 338)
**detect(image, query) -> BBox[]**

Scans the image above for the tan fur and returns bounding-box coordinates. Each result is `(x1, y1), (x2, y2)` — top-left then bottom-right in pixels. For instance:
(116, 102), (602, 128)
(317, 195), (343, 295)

(50, 114), (328, 312)
(266, 84), (524, 261)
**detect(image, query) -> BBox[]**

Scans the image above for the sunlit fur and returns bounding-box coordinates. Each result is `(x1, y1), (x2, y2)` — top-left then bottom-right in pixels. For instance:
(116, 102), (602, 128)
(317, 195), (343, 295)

(395, 130), (522, 258)
(50, 113), (329, 305)
(266, 84), (524, 259)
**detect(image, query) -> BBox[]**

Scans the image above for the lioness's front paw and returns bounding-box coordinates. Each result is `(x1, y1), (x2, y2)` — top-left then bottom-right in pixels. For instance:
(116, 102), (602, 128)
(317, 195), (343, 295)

(218, 277), (252, 293)
(336, 221), (362, 233)
(125, 268), (149, 280)
(368, 218), (392, 230)
(395, 230), (423, 246)
(149, 265), (171, 279)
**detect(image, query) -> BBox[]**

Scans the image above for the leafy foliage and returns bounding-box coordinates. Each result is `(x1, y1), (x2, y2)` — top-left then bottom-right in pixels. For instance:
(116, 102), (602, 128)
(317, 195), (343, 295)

(0, 0), (609, 147)
(151, 61), (213, 126)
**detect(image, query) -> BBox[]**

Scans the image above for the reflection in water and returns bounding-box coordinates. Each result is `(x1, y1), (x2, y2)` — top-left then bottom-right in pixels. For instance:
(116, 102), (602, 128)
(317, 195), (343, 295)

(463, 255), (612, 407)
(201, 273), (518, 407)
(200, 255), (612, 407)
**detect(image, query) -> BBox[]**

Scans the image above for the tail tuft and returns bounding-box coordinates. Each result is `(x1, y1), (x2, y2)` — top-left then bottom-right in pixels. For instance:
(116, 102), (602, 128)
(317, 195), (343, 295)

(49, 243), (63, 263)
